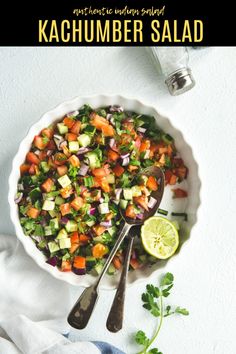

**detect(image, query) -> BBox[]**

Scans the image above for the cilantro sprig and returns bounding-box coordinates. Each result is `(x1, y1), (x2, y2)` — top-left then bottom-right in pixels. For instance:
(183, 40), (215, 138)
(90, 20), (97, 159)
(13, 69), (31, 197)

(135, 273), (189, 354)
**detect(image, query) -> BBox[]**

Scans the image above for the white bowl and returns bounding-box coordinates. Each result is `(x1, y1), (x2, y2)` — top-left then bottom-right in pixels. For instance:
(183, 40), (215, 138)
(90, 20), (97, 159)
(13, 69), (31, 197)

(8, 95), (201, 289)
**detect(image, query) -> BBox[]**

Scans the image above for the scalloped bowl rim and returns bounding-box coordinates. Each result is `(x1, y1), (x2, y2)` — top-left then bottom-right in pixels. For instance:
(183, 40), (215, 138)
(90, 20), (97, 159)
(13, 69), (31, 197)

(8, 94), (201, 290)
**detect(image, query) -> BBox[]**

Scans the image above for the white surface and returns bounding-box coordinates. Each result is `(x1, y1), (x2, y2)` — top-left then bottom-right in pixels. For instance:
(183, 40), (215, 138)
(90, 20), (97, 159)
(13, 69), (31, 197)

(0, 47), (236, 354)
(8, 93), (200, 288)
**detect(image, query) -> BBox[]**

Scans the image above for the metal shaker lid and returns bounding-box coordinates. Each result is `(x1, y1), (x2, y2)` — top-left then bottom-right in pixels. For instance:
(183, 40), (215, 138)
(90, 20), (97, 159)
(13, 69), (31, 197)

(165, 68), (195, 96)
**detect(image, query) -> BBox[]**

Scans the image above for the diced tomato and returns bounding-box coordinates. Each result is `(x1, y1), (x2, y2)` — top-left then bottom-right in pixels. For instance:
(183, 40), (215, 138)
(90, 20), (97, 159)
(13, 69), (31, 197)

(133, 195), (149, 211)
(70, 121), (81, 134)
(94, 177), (111, 193)
(33, 136), (48, 150)
(70, 231), (80, 254)
(101, 124), (115, 137)
(113, 163), (125, 177)
(140, 139), (151, 153)
(47, 157), (56, 169)
(27, 207), (40, 219)
(68, 154), (80, 167)
(149, 144), (159, 158)
(79, 234), (90, 244)
(41, 178), (54, 192)
(92, 224), (106, 236)
(90, 189), (102, 201)
(54, 153), (67, 166)
(20, 164), (30, 175)
(26, 152), (40, 165)
(61, 260), (72, 272)
(146, 176), (158, 191)
(169, 174), (177, 185)
(29, 164), (38, 175)
(159, 153), (166, 165)
(92, 243), (108, 259)
(105, 212), (114, 221)
(73, 256), (86, 269)
(158, 147), (168, 155)
(122, 120), (137, 137)
(172, 188), (188, 198)
(60, 203), (71, 216)
(41, 127), (54, 139)
(112, 256), (122, 270)
(135, 136), (142, 149)
(63, 117), (75, 129)
(38, 151), (48, 161)
(60, 186), (73, 198)
(92, 166), (110, 177)
(164, 170), (172, 184)
(125, 204), (136, 219)
(57, 165), (68, 176)
(167, 145), (173, 156)
(66, 133), (78, 142)
(90, 112), (114, 136)
(107, 149), (119, 162)
(130, 258), (140, 269)
(70, 196), (84, 211)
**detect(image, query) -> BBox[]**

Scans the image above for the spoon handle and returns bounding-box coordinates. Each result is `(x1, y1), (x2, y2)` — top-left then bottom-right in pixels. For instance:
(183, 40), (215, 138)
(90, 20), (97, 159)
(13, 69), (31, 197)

(106, 235), (134, 332)
(67, 222), (131, 329)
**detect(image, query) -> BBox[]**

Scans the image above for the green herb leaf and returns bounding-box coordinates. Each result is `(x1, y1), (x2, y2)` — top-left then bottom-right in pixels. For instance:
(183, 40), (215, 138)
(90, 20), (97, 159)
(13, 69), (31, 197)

(175, 307), (189, 316)
(160, 272), (174, 287)
(147, 348), (163, 354)
(135, 330), (150, 346)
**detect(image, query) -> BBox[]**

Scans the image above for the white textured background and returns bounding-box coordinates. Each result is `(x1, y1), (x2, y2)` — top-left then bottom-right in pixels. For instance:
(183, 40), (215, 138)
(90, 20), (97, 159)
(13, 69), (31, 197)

(1, 47), (236, 354)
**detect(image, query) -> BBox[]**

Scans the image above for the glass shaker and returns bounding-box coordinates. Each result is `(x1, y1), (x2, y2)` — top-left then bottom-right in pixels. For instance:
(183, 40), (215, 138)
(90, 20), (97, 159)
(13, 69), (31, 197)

(146, 47), (195, 96)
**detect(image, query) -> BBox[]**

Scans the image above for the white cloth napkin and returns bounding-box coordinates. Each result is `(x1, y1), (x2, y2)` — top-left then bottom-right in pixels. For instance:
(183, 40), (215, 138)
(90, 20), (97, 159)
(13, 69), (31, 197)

(0, 234), (123, 354)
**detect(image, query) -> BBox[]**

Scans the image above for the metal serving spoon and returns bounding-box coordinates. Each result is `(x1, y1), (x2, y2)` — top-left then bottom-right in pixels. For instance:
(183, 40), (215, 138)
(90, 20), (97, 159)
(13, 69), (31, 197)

(67, 166), (165, 330)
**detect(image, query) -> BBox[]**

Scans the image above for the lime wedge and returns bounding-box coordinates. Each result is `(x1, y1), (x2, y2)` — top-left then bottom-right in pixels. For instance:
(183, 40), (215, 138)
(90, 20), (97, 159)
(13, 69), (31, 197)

(141, 216), (179, 259)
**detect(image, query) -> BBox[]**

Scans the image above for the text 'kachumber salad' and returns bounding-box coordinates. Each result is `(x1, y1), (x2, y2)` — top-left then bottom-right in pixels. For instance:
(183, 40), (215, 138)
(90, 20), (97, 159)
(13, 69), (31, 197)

(16, 105), (188, 275)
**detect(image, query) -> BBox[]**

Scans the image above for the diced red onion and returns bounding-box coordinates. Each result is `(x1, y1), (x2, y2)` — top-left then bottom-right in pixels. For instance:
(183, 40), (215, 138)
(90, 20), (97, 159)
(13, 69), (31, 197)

(109, 138), (115, 148)
(73, 267), (86, 275)
(80, 186), (87, 193)
(77, 147), (91, 155)
(46, 256), (58, 267)
(34, 150), (40, 156)
(148, 196), (157, 209)
(122, 157), (130, 166)
(47, 150), (53, 156)
(106, 113), (113, 120)
(89, 207), (96, 215)
(99, 197), (104, 203)
(54, 135), (64, 150)
(113, 200), (119, 205)
(26, 196), (31, 202)
(78, 163), (89, 176)
(121, 153), (130, 159)
(137, 127), (146, 133)
(115, 188), (122, 200)
(136, 213), (144, 219)
(59, 141), (67, 149)
(100, 220), (112, 228)
(110, 117), (116, 126)
(17, 183), (24, 191)
(54, 134), (63, 140)
(135, 139), (141, 149)
(144, 150), (150, 159)
(31, 235), (42, 242)
(67, 110), (79, 117)
(40, 218), (47, 227)
(109, 105), (123, 113)
(60, 217), (69, 225)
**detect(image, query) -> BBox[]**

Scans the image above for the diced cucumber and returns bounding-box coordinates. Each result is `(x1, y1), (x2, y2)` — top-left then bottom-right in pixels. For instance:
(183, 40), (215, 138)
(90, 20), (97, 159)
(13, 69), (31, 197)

(123, 188), (133, 200)
(131, 185), (142, 197)
(55, 196), (65, 205)
(29, 187), (41, 203)
(107, 226), (117, 236)
(107, 264), (116, 275)
(98, 203), (109, 214)
(94, 262), (104, 275)
(85, 152), (101, 169)
(40, 161), (50, 173)
(93, 235), (103, 243)
(65, 220), (78, 233)
(119, 199), (128, 210)
(106, 174), (115, 184)
(80, 123), (88, 131)
(48, 241), (60, 253)
(86, 256), (97, 268)
(48, 210), (58, 218)
(78, 134), (91, 147)
(44, 226), (53, 236)
(56, 228), (68, 239)
(57, 123), (68, 135)
(50, 218), (59, 230)
(58, 175), (71, 188)
(83, 125), (96, 136)
(42, 200), (55, 211)
(85, 219), (95, 227)
(38, 240), (47, 249)
(69, 141), (79, 153)
(59, 238), (71, 249)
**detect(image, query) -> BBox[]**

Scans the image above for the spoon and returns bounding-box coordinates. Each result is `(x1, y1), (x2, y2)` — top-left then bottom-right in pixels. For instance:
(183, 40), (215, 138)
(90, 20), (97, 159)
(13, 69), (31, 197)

(67, 166), (165, 330)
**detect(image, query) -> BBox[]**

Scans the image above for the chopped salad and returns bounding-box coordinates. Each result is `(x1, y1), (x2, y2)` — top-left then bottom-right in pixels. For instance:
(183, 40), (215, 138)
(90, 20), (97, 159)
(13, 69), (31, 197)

(16, 105), (188, 275)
